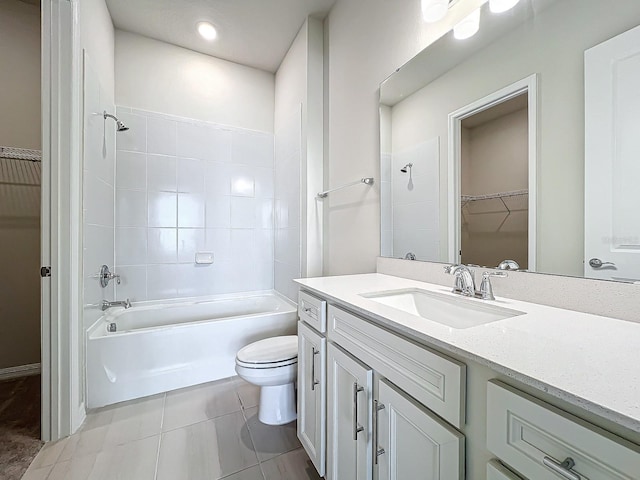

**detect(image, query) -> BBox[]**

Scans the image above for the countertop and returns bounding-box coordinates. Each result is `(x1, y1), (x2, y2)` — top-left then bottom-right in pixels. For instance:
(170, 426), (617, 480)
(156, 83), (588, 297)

(294, 273), (640, 433)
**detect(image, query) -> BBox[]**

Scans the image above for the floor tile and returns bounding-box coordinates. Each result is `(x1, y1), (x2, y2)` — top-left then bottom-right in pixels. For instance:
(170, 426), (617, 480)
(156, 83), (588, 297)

(27, 436), (67, 468)
(244, 407), (301, 462)
(260, 449), (322, 480)
(221, 465), (264, 480)
(233, 378), (260, 410)
(157, 411), (258, 480)
(48, 435), (159, 480)
(57, 423), (109, 463)
(20, 464), (53, 480)
(163, 378), (242, 432)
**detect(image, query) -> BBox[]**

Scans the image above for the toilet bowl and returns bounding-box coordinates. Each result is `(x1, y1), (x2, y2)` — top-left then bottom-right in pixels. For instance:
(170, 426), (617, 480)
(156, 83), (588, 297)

(235, 335), (298, 425)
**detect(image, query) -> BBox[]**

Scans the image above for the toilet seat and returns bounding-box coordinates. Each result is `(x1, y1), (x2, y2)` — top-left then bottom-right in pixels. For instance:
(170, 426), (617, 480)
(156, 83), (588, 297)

(236, 335), (298, 369)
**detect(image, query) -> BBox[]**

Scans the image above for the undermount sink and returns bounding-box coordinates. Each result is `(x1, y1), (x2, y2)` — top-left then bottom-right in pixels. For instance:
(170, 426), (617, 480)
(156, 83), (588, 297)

(361, 288), (525, 329)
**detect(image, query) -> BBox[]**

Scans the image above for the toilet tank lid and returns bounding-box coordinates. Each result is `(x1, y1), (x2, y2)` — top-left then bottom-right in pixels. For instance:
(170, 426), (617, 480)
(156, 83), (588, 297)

(236, 335), (298, 364)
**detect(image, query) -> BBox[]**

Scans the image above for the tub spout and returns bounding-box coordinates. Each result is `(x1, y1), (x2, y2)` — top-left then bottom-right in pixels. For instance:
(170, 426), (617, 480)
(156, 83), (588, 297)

(101, 299), (132, 311)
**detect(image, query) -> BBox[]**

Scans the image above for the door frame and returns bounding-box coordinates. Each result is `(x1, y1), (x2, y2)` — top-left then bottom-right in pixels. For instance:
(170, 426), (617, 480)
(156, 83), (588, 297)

(41, 0), (84, 441)
(447, 74), (538, 270)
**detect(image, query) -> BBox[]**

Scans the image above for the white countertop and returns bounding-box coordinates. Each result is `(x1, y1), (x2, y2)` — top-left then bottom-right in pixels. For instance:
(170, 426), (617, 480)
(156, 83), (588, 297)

(295, 273), (640, 433)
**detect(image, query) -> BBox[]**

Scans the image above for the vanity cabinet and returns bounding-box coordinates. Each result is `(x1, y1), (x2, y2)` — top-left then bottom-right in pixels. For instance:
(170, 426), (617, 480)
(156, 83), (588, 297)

(327, 343), (373, 480)
(487, 380), (640, 479)
(377, 379), (464, 480)
(298, 321), (327, 476)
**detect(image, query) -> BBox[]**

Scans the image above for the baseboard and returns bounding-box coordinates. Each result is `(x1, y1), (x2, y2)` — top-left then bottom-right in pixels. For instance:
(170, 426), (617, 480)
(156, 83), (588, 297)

(72, 401), (86, 434)
(0, 363), (41, 381)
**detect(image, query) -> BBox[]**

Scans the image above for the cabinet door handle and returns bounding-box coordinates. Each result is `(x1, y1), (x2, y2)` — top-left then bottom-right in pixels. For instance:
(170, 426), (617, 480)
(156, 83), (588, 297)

(311, 347), (320, 391)
(543, 456), (581, 480)
(373, 400), (386, 465)
(352, 382), (365, 440)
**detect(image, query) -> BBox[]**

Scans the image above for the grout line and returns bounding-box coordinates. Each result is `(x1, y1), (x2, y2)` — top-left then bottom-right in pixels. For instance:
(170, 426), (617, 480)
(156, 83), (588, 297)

(152, 393), (166, 480)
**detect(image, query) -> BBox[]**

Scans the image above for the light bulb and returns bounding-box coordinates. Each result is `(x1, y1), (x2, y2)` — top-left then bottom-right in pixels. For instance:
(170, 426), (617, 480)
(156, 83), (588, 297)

(490, 0), (521, 13)
(453, 8), (480, 40)
(421, 0), (449, 23)
(197, 22), (217, 41)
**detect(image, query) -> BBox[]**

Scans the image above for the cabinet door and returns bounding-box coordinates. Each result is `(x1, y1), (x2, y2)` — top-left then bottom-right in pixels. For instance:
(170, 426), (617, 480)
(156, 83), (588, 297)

(376, 379), (464, 480)
(327, 343), (373, 480)
(297, 321), (326, 477)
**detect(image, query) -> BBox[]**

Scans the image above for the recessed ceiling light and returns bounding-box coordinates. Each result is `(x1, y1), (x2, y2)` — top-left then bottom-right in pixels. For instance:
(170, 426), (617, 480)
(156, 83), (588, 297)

(490, 0), (521, 13)
(453, 8), (480, 40)
(197, 21), (217, 41)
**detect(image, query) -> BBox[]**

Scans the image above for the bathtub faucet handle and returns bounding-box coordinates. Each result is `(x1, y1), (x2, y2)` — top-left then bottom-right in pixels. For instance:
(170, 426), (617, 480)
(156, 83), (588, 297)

(99, 265), (121, 287)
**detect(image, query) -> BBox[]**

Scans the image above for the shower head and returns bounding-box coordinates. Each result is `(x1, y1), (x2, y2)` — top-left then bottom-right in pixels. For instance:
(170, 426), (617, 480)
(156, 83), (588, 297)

(104, 111), (129, 132)
(400, 163), (413, 173)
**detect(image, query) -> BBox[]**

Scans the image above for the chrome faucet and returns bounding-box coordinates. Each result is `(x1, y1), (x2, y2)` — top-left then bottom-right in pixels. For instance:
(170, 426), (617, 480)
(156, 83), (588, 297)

(101, 299), (132, 311)
(404, 252), (416, 260)
(444, 265), (508, 300)
(444, 265), (476, 296)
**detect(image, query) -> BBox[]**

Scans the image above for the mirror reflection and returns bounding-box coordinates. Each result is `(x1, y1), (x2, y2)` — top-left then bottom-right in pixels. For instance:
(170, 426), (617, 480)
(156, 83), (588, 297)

(379, 0), (640, 282)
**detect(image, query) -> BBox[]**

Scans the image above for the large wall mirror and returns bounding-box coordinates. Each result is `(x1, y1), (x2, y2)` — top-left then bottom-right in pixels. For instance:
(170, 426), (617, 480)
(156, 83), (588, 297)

(380, 0), (640, 282)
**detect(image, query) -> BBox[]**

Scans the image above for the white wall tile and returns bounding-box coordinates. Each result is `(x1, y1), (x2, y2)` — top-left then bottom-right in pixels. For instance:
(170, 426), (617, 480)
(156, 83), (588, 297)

(208, 129), (232, 163)
(205, 195), (231, 228)
(115, 112), (147, 152)
(116, 152), (146, 191)
(254, 167), (274, 198)
(254, 229), (274, 264)
(116, 189), (147, 227)
(177, 264), (213, 297)
(115, 266), (147, 302)
(148, 228), (177, 264)
(205, 162), (231, 196)
(230, 197), (256, 229)
(147, 155), (177, 192)
(177, 158), (205, 193)
(231, 230), (253, 261)
(147, 264), (178, 300)
(178, 193), (205, 228)
(115, 227), (147, 266)
(148, 192), (177, 227)
(230, 166), (255, 197)
(176, 123), (215, 161)
(232, 131), (274, 167)
(178, 228), (205, 263)
(256, 199), (274, 229)
(147, 117), (177, 156)
(84, 175), (114, 227)
(205, 229), (231, 261)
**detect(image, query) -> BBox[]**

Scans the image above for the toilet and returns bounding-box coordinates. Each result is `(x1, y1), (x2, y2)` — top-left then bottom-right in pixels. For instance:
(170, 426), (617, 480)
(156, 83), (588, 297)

(235, 335), (298, 425)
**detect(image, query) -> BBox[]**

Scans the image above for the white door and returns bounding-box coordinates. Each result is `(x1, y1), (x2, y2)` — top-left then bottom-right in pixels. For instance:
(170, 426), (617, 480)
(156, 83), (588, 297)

(297, 322), (326, 477)
(376, 379), (464, 480)
(327, 343), (373, 480)
(585, 24), (640, 281)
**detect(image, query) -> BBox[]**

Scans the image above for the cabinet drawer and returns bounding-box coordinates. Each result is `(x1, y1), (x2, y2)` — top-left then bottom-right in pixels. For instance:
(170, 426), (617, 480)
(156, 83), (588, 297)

(487, 460), (523, 480)
(328, 305), (465, 428)
(298, 290), (327, 333)
(487, 380), (640, 480)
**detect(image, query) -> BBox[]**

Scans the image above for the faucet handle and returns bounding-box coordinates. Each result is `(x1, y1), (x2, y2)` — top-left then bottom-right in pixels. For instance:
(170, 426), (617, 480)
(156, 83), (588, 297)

(479, 271), (508, 300)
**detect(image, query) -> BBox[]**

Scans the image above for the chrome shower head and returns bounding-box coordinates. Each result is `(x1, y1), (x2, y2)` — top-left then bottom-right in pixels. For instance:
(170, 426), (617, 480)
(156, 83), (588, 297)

(400, 163), (413, 173)
(104, 111), (129, 132)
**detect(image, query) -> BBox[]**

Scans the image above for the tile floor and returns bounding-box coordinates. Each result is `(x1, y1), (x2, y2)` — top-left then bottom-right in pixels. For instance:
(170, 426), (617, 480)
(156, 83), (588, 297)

(22, 377), (321, 480)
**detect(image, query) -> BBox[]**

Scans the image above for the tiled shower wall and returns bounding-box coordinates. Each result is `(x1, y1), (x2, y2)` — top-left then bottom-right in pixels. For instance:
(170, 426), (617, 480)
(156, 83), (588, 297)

(113, 107), (275, 301)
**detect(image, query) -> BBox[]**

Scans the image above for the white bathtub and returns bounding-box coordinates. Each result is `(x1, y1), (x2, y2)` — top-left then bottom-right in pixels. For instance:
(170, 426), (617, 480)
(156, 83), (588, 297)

(86, 291), (297, 408)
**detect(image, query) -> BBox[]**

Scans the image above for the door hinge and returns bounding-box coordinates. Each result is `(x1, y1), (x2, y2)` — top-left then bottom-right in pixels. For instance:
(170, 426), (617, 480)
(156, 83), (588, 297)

(40, 266), (52, 278)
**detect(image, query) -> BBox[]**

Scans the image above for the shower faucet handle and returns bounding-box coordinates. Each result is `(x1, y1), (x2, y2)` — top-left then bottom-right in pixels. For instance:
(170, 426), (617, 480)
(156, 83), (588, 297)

(99, 265), (121, 287)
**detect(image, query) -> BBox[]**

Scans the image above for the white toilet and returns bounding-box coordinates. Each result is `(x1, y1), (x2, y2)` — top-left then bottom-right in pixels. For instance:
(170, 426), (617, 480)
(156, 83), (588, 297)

(235, 335), (298, 425)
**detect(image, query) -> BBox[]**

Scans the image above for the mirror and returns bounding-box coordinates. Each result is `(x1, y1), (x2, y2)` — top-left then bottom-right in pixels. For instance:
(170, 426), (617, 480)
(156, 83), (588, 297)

(380, 0), (640, 282)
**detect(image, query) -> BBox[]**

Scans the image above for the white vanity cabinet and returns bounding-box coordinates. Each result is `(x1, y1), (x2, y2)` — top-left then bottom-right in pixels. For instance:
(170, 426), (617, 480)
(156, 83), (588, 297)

(297, 291), (328, 477)
(377, 379), (465, 480)
(327, 343), (373, 480)
(487, 380), (640, 480)
(298, 321), (326, 476)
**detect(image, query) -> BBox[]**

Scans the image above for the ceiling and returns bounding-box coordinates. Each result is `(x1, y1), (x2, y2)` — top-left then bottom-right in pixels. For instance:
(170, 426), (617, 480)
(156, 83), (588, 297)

(105, 0), (337, 73)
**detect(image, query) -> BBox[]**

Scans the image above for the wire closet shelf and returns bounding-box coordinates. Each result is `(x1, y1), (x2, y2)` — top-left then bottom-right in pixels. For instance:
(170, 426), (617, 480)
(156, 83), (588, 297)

(0, 146), (42, 223)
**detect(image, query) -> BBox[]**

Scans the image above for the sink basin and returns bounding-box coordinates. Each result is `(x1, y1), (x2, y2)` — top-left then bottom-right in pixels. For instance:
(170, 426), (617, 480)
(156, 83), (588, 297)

(361, 288), (525, 329)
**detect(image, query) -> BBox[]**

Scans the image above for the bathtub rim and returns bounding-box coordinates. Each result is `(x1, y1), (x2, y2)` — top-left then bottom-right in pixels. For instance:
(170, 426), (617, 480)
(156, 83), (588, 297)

(86, 289), (297, 339)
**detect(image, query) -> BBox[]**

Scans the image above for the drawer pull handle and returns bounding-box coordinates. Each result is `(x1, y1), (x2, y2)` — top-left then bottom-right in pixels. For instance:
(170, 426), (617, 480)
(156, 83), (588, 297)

(543, 456), (581, 480)
(353, 383), (365, 440)
(311, 347), (320, 391)
(373, 400), (386, 465)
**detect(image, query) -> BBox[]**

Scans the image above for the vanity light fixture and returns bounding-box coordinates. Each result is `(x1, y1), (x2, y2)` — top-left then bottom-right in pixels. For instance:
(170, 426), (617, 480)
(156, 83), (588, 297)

(489, 0), (521, 13)
(453, 8), (480, 40)
(197, 21), (217, 41)
(421, 0), (450, 23)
